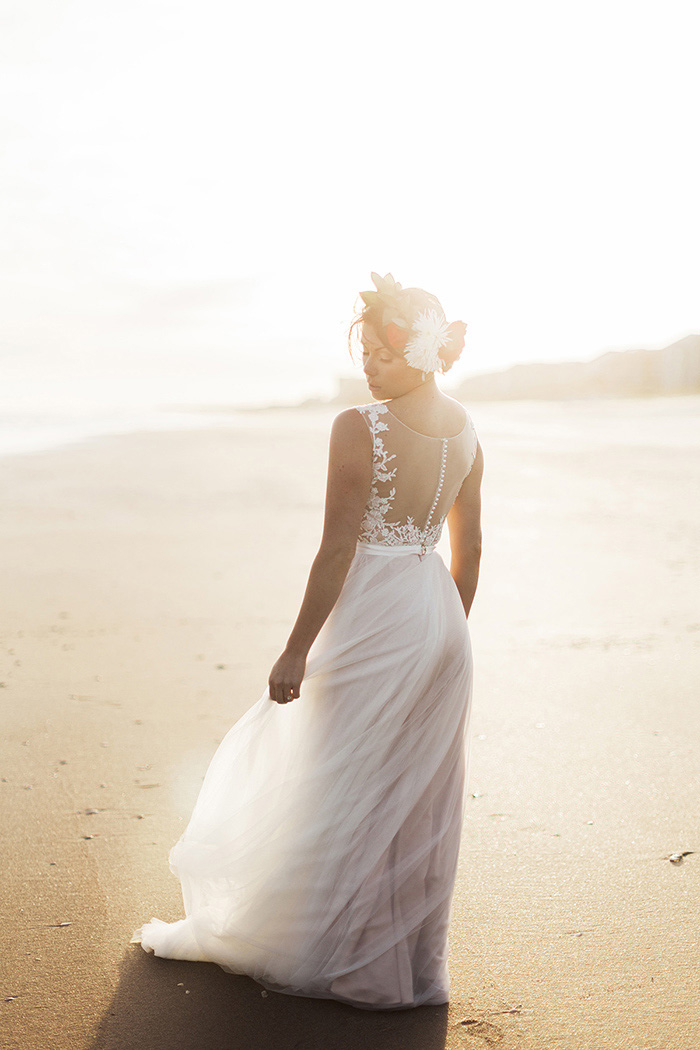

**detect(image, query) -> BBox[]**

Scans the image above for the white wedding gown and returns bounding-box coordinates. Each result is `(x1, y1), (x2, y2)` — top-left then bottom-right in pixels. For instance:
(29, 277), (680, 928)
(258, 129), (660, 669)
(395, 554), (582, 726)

(132, 402), (479, 1010)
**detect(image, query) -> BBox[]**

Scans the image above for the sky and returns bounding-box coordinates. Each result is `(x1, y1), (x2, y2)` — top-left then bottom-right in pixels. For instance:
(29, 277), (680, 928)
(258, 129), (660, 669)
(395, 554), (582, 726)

(1, 0), (699, 410)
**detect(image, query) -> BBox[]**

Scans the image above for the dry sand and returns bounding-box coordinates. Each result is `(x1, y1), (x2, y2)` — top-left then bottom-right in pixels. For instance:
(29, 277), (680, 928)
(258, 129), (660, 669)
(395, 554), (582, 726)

(1, 395), (699, 1050)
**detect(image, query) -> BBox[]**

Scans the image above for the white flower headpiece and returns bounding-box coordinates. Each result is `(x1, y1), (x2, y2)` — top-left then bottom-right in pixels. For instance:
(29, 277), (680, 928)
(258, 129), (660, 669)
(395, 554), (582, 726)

(403, 309), (452, 373)
(359, 272), (466, 375)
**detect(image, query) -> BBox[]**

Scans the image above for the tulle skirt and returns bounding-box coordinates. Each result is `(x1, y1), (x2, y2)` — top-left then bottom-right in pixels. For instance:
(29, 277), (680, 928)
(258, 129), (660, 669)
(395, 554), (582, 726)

(132, 541), (473, 1010)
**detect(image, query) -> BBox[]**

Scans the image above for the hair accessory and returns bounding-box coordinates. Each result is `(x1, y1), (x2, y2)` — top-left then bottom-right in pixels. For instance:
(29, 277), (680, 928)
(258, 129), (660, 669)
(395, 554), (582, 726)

(403, 309), (452, 373)
(385, 320), (409, 350)
(359, 272), (466, 374)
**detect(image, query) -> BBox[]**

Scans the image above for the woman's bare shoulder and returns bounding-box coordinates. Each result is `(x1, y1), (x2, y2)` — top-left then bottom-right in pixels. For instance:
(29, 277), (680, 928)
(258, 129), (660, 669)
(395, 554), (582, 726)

(330, 407), (374, 446)
(428, 393), (470, 436)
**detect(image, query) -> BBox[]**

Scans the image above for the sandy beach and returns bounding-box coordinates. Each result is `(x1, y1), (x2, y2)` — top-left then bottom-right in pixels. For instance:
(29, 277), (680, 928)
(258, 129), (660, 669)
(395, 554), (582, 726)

(1, 395), (699, 1050)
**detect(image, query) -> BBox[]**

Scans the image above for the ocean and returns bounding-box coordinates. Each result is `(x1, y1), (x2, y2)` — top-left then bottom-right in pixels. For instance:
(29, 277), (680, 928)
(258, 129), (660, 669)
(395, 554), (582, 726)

(3, 366), (698, 461)
(0, 367), (341, 458)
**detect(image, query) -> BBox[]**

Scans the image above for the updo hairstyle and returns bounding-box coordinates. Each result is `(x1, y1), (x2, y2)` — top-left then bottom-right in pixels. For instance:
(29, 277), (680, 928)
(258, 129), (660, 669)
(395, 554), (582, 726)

(347, 286), (464, 374)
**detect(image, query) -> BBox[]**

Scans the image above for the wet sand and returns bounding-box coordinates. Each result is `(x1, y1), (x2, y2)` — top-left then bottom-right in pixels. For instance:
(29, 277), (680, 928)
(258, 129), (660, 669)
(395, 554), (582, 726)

(1, 396), (699, 1049)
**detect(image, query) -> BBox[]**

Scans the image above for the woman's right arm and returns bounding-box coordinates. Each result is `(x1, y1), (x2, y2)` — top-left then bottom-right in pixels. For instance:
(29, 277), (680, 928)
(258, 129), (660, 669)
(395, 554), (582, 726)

(267, 409), (372, 704)
(446, 441), (484, 619)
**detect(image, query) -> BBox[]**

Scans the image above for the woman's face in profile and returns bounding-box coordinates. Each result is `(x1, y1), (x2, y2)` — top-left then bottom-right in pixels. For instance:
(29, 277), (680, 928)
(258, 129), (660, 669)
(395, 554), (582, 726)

(361, 323), (423, 400)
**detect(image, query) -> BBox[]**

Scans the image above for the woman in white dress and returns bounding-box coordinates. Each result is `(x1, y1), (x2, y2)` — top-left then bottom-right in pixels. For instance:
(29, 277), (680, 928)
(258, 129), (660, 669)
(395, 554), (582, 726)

(132, 272), (484, 1011)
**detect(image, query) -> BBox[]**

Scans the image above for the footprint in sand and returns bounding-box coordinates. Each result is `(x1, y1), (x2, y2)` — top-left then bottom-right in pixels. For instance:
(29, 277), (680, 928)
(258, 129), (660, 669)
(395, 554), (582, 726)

(457, 1019), (505, 1045)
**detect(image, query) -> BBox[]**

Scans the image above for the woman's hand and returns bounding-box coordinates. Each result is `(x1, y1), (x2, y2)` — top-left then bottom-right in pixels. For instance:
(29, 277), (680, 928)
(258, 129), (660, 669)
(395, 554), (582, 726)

(268, 649), (307, 704)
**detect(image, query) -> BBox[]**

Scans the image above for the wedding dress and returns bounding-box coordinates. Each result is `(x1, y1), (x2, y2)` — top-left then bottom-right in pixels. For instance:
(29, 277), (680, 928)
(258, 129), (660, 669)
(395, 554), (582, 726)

(132, 401), (479, 1010)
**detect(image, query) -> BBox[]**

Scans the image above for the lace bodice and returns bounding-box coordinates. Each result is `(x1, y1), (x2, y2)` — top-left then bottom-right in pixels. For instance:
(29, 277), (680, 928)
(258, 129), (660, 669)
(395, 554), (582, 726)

(355, 402), (478, 551)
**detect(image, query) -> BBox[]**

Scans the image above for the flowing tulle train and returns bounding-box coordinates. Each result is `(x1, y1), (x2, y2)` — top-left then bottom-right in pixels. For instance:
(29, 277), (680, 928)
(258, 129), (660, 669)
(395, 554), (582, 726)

(132, 541), (473, 1009)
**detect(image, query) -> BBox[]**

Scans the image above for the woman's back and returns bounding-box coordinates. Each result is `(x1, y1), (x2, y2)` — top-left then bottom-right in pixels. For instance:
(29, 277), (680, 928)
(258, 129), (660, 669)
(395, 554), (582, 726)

(355, 401), (478, 551)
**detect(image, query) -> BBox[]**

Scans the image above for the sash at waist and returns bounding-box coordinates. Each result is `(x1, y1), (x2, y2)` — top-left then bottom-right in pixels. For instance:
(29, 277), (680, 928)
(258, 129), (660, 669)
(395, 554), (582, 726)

(356, 540), (436, 558)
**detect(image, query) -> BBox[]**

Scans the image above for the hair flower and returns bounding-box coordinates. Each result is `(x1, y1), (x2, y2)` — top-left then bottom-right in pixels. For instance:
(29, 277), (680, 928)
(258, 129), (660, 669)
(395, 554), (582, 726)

(444, 320), (467, 353)
(355, 272), (467, 374)
(403, 310), (452, 373)
(385, 320), (410, 350)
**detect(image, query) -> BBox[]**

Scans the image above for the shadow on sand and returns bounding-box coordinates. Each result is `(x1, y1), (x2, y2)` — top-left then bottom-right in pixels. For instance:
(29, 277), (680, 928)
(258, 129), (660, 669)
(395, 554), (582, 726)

(90, 948), (450, 1050)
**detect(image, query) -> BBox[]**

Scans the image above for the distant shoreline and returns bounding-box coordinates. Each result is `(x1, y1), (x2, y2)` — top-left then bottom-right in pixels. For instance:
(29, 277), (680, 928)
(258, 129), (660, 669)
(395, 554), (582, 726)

(183, 331), (700, 413)
(2, 330), (698, 460)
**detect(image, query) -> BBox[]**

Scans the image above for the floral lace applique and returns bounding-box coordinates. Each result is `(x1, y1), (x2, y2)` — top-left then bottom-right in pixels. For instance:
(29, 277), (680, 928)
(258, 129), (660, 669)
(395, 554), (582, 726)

(356, 403), (447, 549)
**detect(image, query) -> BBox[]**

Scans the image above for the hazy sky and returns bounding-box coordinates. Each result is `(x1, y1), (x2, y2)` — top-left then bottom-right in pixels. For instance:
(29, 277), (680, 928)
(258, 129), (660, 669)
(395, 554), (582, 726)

(1, 0), (698, 407)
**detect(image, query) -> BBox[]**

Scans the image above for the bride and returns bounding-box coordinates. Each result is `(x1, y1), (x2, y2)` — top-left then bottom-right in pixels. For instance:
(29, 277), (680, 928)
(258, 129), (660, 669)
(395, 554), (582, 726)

(132, 272), (484, 1011)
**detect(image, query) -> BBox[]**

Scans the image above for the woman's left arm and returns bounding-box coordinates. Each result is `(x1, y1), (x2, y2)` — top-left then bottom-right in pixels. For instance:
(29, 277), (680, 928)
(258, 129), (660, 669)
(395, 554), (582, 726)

(267, 409), (372, 704)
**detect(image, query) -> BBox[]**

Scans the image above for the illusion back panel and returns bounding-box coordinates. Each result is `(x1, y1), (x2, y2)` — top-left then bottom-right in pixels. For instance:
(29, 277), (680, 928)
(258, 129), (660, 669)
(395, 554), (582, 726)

(356, 404), (478, 548)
